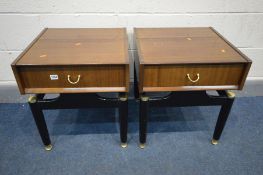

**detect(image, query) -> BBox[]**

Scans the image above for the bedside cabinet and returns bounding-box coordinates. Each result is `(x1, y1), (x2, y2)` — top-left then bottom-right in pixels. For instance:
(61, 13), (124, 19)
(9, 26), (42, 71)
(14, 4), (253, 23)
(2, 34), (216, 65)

(134, 27), (251, 148)
(12, 28), (130, 150)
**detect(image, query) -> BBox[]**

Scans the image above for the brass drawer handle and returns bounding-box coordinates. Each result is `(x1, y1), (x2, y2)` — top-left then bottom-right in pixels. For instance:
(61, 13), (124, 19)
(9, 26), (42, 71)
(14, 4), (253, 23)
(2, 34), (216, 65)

(67, 75), (81, 84)
(187, 73), (200, 83)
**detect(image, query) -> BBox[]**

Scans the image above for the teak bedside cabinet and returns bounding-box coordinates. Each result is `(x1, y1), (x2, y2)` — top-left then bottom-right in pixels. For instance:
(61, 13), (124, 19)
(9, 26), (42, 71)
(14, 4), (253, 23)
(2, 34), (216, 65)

(134, 27), (251, 148)
(12, 28), (130, 150)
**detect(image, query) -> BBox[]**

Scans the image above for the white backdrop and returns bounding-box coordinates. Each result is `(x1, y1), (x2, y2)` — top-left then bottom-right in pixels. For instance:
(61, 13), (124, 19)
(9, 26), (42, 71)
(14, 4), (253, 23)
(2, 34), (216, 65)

(0, 0), (263, 84)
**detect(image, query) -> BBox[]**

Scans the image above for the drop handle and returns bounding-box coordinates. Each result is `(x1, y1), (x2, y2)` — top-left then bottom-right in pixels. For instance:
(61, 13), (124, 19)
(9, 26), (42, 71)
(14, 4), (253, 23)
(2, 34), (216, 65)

(67, 75), (81, 84)
(187, 73), (200, 83)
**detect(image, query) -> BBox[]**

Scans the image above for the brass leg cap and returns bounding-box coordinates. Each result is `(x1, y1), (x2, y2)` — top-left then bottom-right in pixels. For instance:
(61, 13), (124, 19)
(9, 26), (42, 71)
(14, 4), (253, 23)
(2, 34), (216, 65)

(120, 142), (128, 148)
(139, 143), (146, 149)
(44, 144), (53, 151)
(227, 91), (235, 98)
(141, 96), (149, 102)
(211, 139), (219, 145)
(28, 96), (37, 103)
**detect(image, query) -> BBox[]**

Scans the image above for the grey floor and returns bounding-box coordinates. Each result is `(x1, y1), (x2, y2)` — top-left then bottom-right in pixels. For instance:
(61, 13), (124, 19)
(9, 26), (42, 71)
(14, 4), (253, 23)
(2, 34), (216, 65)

(0, 80), (263, 175)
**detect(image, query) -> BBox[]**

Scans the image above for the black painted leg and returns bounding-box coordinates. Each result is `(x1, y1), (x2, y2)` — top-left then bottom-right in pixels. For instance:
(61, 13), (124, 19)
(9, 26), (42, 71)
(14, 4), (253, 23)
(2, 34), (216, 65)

(139, 95), (149, 148)
(28, 96), (52, 151)
(119, 93), (128, 148)
(212, 95), (235, 144)
(134, 63), (139, 99)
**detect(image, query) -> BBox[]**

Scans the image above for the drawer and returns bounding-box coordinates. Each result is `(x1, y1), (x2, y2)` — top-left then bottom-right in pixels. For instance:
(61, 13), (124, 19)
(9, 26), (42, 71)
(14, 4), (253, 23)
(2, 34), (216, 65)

(16, 65), (128, 93)
(142, 64), (246, 91)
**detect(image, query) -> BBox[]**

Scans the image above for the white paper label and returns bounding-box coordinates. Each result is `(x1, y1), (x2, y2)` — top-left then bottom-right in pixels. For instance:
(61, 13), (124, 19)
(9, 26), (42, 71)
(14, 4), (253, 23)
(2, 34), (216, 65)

(50, 74), (58, 80)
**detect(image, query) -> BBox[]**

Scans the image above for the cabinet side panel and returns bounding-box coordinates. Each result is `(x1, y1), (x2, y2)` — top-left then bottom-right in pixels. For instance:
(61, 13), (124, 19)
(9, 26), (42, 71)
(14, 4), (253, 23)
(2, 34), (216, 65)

(238, 62), (252, 90)
(11, 65), (25, 94)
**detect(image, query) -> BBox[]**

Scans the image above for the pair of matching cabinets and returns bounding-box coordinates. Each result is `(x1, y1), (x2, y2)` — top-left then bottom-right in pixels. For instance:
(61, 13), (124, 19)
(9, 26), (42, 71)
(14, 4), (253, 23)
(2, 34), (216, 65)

(12, 28), (251, 150)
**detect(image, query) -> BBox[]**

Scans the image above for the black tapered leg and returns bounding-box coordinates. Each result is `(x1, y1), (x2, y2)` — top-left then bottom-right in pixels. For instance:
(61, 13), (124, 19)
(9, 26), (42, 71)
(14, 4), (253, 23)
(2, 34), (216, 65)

(134, 63), (139, 99)
(28, 97), (51, 148)
(212, 97), (234, 144)
(139, 96), (149, 148)
(119, 93), (128, 147)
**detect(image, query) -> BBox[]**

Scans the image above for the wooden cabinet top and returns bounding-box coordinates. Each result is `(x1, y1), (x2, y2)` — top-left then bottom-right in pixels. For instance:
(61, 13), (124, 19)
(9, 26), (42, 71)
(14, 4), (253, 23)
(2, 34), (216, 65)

(14, 28), (129, 66)
(135, 27), (251, 64)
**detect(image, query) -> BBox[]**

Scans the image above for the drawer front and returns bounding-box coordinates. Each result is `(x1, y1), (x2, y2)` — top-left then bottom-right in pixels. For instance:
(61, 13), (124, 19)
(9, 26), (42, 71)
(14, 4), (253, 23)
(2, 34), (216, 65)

(143, 64), (246, 90)
(18, 65), (127, 92)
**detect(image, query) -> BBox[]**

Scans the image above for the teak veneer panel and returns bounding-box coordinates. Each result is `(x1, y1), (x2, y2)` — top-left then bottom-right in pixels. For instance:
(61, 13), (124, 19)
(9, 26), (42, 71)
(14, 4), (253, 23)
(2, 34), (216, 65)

(19, 65), (125, 86)
(41, 28), (126, 40)
(16, 28), (129, 65)
(135, 27), (248, 64)
(143, 64), (245, 91)
(137, 37), (246, 64)
(12, 28), (129, 94)
(135, 27), (252, 92)
(135, 27), (218, 39)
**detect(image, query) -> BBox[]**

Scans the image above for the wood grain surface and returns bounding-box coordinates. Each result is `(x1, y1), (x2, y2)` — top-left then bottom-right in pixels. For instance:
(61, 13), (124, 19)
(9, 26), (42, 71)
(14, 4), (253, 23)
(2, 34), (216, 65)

(135, 27), (248, 64)
(16, 28), (129, 65)
(143, 64), (245, 91)
(19, 65), (125, 87)
(135, 27), (252, 92)
(12, 28), (130, 94)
